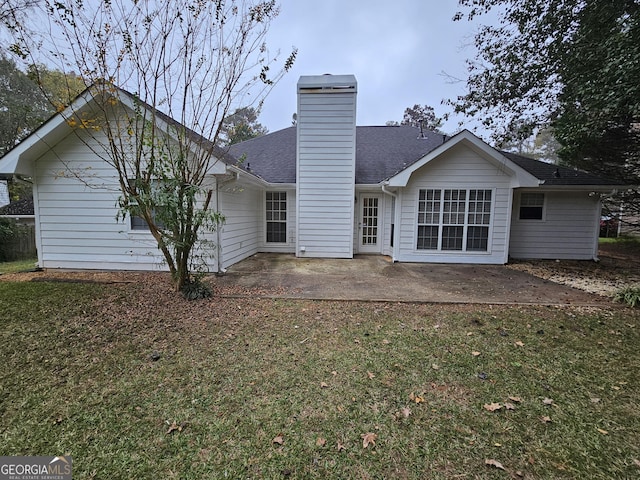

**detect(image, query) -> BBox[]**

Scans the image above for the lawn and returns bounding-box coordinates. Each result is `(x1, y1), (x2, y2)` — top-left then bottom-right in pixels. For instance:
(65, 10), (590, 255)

(0, 257), (38, 274)
(0, 278), (639, 479)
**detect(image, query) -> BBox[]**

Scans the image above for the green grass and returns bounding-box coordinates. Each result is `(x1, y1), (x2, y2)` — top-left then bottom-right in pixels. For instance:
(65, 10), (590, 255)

(1, 281), (639, 479)
(0, 257), (38, 274)
(599, 235), (640, 246)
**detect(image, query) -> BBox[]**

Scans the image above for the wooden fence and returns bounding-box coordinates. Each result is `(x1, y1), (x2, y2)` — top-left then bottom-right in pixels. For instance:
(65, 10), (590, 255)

(0, 223), (36, 261)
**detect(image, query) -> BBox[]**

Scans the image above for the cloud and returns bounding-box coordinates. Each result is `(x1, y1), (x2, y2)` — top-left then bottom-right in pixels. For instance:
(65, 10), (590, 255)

(258, 0), (489, 137)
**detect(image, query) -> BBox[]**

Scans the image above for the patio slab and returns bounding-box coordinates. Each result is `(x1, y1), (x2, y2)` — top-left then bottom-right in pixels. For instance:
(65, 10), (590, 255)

(212, 253), (611, 305)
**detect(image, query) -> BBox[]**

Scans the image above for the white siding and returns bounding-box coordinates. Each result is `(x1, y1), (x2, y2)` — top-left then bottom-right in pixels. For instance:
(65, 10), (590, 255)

(381, 194), (395, 256)
(396, 143), (513, 264)
(33, 129), (228, 272)
(218, 183), (261, 269)
(34, 130), (168, 270)
(296, 77), (356, 258)
(509, 190), (600, 260)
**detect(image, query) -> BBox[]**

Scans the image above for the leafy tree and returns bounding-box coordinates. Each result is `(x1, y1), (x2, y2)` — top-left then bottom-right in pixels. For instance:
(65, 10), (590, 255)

(9, 0), (296, 292)
(27, 64), (85, 112)
(500, 126), (560, 164)
(0, 55), (50, 155)
(220, 106), (268, 146)
(452, 0), (640, 225)
(401, 104), (443, 131)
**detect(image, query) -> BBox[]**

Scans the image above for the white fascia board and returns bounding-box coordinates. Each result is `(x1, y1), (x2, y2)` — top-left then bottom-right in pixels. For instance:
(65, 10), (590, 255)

(0, 89), (95, 176)
(265, 183), (296, 190)
(115, 90), (229, 176)
(386, 130), (541, 188)
(226, 165), (269, 187)
(536, 184), (627, 193)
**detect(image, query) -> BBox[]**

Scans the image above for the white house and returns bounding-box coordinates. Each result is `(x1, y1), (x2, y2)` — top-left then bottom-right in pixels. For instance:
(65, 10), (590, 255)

(0, 74), (619, 272)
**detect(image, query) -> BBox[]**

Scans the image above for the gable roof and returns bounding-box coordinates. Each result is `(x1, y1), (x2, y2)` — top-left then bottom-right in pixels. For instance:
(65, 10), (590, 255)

(228, 125), (448, 184)
(228, 125), (617, 187)
(0, 84), (235, 177)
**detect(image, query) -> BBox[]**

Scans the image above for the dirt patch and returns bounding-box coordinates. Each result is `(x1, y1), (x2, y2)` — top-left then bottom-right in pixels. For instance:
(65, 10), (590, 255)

(507, 241), (640, 297)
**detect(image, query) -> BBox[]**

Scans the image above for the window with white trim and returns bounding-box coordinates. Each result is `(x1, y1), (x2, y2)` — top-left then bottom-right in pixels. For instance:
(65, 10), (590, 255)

(519, 192), (544, 220)
(266, 191), (287, 243)
(417, 188), (492, 252)
(128, 178), (167, 231)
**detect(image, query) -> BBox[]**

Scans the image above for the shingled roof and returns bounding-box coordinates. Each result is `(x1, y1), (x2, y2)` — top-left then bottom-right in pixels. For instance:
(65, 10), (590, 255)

(228, 125), (616, 187)
(500, 151), (616, 186)
(0, 197), (34, 215)
(228, 125), (447, 184)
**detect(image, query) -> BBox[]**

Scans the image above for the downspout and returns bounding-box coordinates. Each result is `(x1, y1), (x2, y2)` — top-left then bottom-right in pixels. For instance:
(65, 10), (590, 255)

(381, 183), (398, 262)
(215, 171), (238, 274)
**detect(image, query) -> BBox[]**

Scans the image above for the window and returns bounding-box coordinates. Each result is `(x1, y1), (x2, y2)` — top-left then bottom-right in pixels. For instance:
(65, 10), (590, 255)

(127, 178), (168, 231)
(519, 193), (544, 220)
(266, 191), (287, 243)
(417, 189), (440, 249)
(417, 188), (492, 252)
(466, 189), (491, 251)
(130, 208), (166, 231)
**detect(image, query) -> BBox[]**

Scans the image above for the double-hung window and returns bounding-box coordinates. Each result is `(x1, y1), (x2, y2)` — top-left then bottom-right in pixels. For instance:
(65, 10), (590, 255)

(128, 178), (167, 231)
(417, 188), (492, 252)
(266, 191), (287, 243)
(519, 192), (544, 220)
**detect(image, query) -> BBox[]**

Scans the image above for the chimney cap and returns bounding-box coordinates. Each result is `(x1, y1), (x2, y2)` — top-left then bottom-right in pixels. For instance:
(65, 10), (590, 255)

(297, 74), (357, 92)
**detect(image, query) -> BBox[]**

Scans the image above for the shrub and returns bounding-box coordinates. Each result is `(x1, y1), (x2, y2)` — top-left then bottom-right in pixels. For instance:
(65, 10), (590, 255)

(180, 275), (212, 300)
(613, 286), (640, 308)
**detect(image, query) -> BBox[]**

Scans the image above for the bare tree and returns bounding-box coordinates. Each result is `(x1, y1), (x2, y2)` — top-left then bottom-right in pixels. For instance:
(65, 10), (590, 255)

(0, 0), (39, 29)
(9, 0), (296, 293)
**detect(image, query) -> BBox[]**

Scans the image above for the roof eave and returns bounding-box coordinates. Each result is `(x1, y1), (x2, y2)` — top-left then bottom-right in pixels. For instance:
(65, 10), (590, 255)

(386, 130), (540, 187)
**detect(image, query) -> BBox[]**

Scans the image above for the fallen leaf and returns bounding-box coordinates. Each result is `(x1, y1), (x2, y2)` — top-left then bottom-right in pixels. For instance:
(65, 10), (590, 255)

(361, 432), (377, 448)
(494, 443), (502, 447)
(320, 381), (329, 388)
(590, 397), (601, 403)
(272, 434), (284, 445)
(431, 363), (440, 370)
(541, 416), (552, 423)
(337, 441), (346, 452)
(633, 459), (640, 468)
(367, 371), (375, 380)
(166, 421), (183, 434)
(409, 392), (425, 403)
(504, 402), (516, 410)
(382, 339), (390, 345)
(484, 402), (503, 412)
(597, 428), (608, 435)
(331, 370), (338, 376)
(401, 407), (411, 418)
(515, 341), (525, 347)
(543, 398), (554, 406)
(485, 459), (505, 470)
(472, 351), (481, 357)
(316, 437), (326, 447)
(508, 396), (522, 403)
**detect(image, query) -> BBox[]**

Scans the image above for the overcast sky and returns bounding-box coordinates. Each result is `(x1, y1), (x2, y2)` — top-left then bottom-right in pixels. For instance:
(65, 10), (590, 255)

(257, 0), (491, 138)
